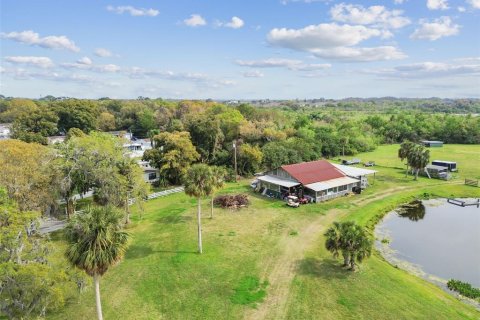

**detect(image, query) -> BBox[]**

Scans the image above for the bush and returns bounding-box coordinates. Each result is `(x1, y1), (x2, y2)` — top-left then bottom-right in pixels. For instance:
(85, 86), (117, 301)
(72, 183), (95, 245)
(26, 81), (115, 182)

(214, 194), (249, 209)
(447, 279), (480, 299)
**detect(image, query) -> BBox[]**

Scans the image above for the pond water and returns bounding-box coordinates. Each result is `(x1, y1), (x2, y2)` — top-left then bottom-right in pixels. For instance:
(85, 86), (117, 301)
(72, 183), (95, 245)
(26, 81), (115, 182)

(376, 199), (480, 288)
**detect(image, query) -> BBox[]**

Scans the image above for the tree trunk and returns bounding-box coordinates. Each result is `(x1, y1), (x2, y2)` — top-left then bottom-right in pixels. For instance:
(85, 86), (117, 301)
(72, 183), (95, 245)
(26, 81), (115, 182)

(66, 198), (75, 218)
(210, 197), (214, 219)
(405, 165), (409, 178)
(414, 168), (419, 181)
(342, 252), (350, 267)
(124, 197), (130, 224)
(197, 198), (203, 254)
(94, 274), (104, 320)
(350, 258), (356, 272)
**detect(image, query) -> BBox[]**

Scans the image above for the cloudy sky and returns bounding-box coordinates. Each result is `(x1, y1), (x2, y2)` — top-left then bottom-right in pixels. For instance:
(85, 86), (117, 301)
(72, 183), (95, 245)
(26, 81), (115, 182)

(1, 0), (479, 99)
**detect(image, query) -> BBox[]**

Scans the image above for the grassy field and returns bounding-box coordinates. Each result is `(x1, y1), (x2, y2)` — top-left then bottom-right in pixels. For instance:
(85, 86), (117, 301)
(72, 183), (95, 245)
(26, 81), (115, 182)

(49, 144), (480, 319)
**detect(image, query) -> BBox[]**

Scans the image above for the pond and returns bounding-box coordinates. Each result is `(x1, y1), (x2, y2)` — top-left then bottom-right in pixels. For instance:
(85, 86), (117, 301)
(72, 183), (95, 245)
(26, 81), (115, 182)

(376, 198), (480, 288)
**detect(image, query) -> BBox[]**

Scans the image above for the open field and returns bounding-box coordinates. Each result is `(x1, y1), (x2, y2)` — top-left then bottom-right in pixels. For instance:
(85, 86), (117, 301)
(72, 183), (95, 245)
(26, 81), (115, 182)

(49, 144), (480, 319)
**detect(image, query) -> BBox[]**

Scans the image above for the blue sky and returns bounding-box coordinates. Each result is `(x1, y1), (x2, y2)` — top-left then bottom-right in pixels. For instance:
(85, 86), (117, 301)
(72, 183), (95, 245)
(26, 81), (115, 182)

(1, 0), (479, 99)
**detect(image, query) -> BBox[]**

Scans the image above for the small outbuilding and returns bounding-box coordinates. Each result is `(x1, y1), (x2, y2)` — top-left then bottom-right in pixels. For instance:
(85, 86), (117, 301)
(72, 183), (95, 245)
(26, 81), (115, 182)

(432, 160), (457, 172)
(421, 140), (443, 147)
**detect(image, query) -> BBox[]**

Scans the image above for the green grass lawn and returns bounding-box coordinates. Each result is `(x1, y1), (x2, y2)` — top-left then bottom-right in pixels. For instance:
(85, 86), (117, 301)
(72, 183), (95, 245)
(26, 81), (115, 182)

(49, 144), (480, 319)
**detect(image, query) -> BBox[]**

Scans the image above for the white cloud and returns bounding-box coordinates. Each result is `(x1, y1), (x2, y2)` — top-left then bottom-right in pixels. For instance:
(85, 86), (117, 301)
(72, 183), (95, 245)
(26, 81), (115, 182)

(427, 0), (449, 10)
(235, 58), (331, 71)
(225, 16), (245, 29)
(367, 59), (480, 78)
(267, 23), (404, 62)
(94, 48), (113, 57)
(268, 23), (383, 50)
(4, 56), (54, 68)
(242, 70), (265, 78)
(467, 0), (480, 9)
(184, 14), (207, 27)
(1, 30), (79, 52)
(61, 61), (121, 73)
(77, 57), (92, 65)
(106, 5), (159, 17)
(394, 0), (406, 4)
(310, 46), (406, 61)
(410, 16), (460, 41)
(124, 67), (233, 88)
(330, 4), (411, 29)
(457, 6), (466, 12)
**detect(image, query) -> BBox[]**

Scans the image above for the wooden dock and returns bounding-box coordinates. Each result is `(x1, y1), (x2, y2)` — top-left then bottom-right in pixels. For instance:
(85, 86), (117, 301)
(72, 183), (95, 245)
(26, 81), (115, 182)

(447, 198), (480, 208)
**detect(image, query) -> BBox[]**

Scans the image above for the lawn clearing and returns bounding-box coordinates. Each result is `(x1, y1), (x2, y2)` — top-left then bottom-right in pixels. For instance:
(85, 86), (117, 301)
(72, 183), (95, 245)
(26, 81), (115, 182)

(49, 144), (480, 319)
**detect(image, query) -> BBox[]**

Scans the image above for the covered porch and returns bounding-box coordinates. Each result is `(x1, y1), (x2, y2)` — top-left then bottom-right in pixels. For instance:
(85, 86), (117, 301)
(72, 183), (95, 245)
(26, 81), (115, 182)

(305, 176), (360, 202)
(257, 175), (300, 199)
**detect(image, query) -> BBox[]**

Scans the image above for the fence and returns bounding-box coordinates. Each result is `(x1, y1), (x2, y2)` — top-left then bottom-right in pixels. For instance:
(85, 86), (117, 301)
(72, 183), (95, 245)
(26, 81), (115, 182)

(465, 179), (479, 187)
(128, 186), (184, 205)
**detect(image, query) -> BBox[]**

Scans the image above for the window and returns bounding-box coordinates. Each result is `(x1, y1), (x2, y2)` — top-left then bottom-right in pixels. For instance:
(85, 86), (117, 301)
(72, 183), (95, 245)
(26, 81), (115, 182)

(338, 185), (347, 192)
(148, 172), (157, 181)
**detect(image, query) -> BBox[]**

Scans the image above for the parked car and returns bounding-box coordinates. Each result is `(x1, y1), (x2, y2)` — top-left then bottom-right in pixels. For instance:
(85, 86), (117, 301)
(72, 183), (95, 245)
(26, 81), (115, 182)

(364, 161), (375, 167)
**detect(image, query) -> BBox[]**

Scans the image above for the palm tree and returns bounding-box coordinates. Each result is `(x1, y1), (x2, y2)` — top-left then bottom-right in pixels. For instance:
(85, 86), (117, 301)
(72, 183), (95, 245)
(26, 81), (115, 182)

(408, 145), (430, 180)
(183, 164), (214, 254)
(209, 166), (227, 219)
(325, 221), (373, 271)
(64, 206), (129, 320)
(342, 223), (373, 271)
(324, 222), (349, 267)
(398, 141), (414, 177)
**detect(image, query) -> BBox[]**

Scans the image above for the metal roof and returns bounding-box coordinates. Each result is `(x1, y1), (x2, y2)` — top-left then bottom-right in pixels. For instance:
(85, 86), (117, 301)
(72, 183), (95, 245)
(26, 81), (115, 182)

(432, 160), (456, 164)
(426, 165), (448, 171)
(332, 163), (377, 177)
(257, 175), (300, 188)
(305, 177), (360, 192)
(281, 160), (345, 185)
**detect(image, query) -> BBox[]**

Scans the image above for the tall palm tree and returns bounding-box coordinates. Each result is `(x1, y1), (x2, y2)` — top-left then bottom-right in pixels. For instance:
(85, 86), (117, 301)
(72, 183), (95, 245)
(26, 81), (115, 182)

(64, 206), (129, 320)
(209, 166), (227, 219)
(183, 164), (214, 254)
(398, 141), (414, 177)
(324, 222), (349, 267)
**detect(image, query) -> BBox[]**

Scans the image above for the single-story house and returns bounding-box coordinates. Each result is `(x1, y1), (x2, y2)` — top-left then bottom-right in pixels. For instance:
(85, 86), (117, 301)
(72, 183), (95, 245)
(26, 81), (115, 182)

(124, 139), (152, 158)
(421, 140), (443, 147)
(255, 160), (377, 203)
(137, 160), (159, 183)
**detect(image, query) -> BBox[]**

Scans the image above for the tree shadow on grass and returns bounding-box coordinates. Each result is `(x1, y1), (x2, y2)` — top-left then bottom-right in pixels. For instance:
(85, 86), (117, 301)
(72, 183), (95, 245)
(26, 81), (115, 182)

(297, 257), (350, 280)
(157, 214), (192, 224)
(125, 244), (197, 259)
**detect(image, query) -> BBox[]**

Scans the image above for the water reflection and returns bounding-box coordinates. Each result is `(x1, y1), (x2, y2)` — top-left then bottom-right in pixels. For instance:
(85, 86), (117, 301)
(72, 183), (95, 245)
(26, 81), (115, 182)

(376, 199), (480, 288)
(397, 200), (426, 221)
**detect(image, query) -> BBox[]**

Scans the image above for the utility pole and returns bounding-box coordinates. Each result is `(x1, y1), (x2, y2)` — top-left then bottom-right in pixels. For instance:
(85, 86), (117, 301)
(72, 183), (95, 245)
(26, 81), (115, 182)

(233, 140), (237, 182)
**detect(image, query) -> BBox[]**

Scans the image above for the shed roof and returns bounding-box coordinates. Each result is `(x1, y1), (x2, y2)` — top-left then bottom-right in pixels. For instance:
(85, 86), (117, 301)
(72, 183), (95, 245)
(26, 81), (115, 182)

(426, 165), (448, 171)
(332, 163), (377, 177)
(305, 177), (360, 192)
(432, 160), (456, 164)
(281, 160), (345, 185)
(258, 175), (300, 188)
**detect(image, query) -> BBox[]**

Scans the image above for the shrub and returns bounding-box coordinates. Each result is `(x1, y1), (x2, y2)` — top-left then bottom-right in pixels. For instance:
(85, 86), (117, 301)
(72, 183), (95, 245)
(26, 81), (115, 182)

(447, 279), (480, 300)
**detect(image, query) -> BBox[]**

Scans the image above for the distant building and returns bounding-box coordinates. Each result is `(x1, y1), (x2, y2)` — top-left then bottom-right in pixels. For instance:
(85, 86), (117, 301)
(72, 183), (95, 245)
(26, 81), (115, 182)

(108, 131), (133, 141)
(124, 139), (152, 158)
(47, 136), (67, 144)
(137, 160), (159, 183)
(0, 123), (12, 140)
(421, 140), (443, 147)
